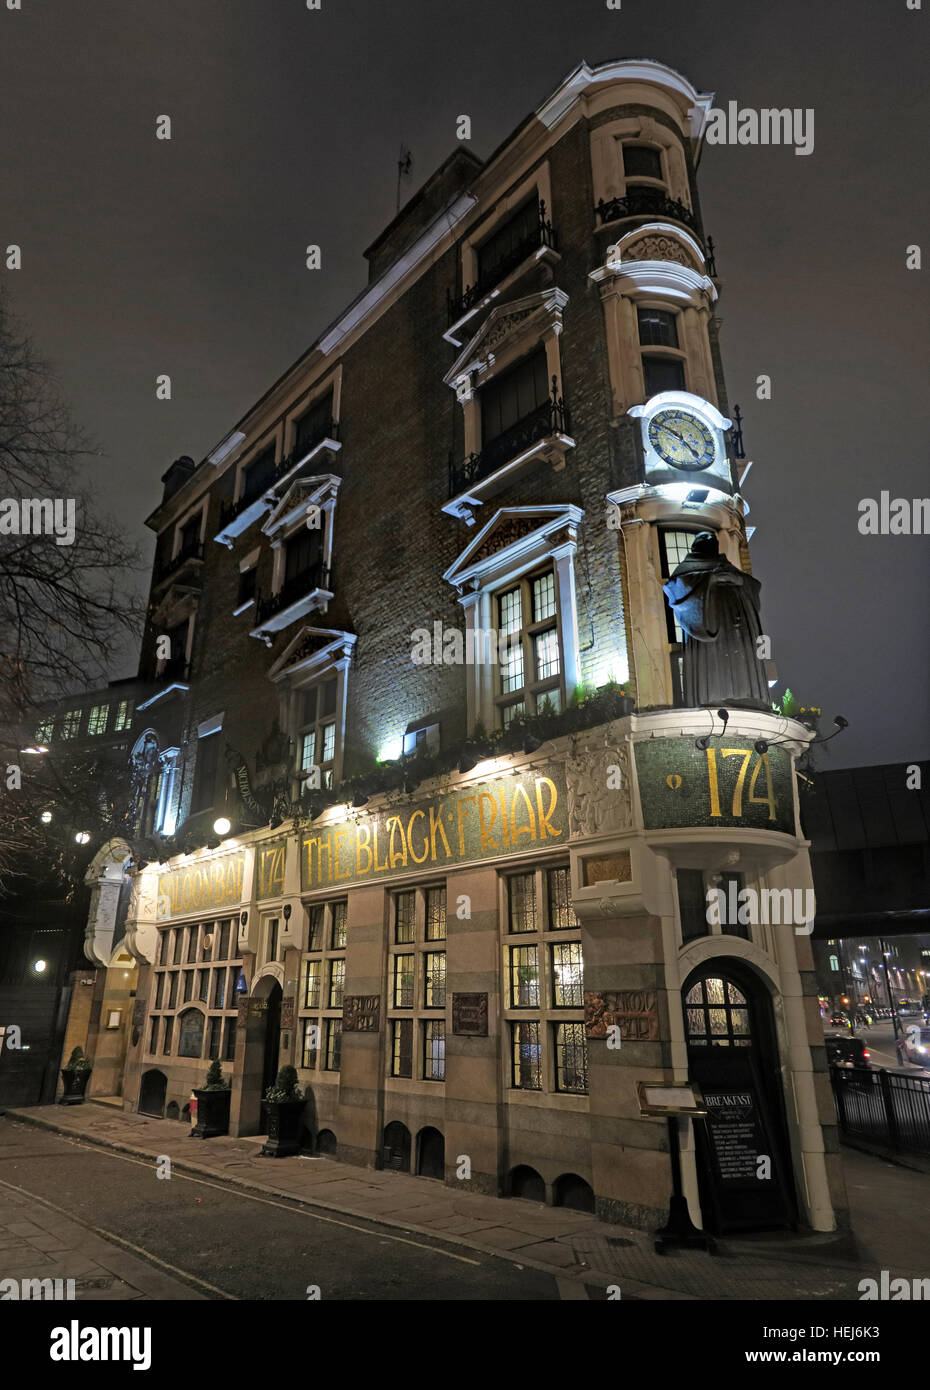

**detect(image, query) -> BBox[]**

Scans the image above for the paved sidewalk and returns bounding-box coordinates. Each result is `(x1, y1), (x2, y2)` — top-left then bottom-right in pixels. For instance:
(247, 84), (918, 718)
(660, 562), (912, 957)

(3, 1102), (908, 1300)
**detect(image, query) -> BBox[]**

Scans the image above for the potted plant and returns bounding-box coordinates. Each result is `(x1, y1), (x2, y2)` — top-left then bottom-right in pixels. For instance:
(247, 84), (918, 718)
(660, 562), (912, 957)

(59, 1046), (92, 1105)
(260, 1064), (305, 1158)
(191, 1059), (232, 1138)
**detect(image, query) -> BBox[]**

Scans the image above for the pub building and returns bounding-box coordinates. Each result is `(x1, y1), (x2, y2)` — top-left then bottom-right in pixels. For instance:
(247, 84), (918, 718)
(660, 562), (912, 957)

(77, 58), (847, 1235)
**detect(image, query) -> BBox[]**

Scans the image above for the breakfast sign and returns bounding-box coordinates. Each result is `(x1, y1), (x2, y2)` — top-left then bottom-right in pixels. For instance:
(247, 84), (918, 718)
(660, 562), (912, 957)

(300, 768), (568, 891)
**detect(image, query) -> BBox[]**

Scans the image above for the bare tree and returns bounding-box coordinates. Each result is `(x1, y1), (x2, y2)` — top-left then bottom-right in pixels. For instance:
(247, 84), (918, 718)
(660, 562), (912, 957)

(0, 286), (145, 886)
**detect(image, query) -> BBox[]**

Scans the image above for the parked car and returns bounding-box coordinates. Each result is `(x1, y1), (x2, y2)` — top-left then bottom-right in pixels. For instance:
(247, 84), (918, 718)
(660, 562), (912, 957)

(904, 1025), (930, 1064)
(825, 1033), (872, 1068)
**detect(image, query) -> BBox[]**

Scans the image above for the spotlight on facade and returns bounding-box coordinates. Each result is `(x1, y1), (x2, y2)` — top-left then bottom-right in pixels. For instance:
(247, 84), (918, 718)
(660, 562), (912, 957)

(352, 791), (369, 809)
(33, 958), (47, 974)
(754, 739), (769, 754)
(523, 733), (543, 754)
(686, 488), (709, 503)
(74, 831), (91, 845)
(833, 715), (849, 729)
(40, 810), (53, 823)
(458, 747), (478, 775)
(213, 817), (232, 836)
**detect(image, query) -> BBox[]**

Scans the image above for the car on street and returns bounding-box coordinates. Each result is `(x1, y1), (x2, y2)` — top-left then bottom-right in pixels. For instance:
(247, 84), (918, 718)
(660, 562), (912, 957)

(824, 1033), (872, 1068)
(829, 1014), (852, 1030)
(903, 1025), (930, 1064)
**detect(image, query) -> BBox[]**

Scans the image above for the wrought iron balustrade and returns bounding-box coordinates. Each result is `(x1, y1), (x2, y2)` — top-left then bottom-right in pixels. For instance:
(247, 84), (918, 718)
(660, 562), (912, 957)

(595, 187), (699, 235)
(152, 540), (204, 587)
(450, 384), (571, 498)
(447, 200), (558, 324)
(254, 562), (332, 626)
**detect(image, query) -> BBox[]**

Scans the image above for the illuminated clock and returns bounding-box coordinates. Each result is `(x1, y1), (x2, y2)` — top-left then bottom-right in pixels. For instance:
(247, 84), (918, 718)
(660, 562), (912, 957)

(647, 409), (716, 471)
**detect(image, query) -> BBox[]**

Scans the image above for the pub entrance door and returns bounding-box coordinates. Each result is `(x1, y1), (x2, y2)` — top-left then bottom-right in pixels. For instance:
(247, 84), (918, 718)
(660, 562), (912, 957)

(260, 982), (282, 1130)
(683, 960), (797, 1234)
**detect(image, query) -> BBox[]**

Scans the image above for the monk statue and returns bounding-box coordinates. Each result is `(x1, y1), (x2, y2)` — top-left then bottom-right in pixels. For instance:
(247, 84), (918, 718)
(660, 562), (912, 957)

(662, 531), (769, 708)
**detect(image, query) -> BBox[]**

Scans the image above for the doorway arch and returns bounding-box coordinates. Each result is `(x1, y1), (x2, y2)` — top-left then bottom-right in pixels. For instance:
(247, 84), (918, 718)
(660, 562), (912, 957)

(139, 1068), (167, 1117)
(416, 1126), (445, 1180)
(382, 1121), (411, 1172)
(682, 957), (797, 1233)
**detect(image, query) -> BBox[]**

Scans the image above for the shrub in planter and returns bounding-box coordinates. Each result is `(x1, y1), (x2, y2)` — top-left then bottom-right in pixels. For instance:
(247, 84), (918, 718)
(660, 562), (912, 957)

(191, 1059), (232, 1139)
(260, 1065), (305, 1158)
(59, 1046), (93, 1105)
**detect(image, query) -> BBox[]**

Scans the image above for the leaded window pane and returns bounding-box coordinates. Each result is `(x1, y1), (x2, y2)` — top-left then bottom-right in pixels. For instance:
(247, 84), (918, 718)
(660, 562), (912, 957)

(533, 628), (560, 682)
(512, 1021), (541, 1090)
(304, 959), (321, 1009)
(331, 901), (347, 949)
(532, 572), (555, 622)
(554, 1022), (588, 1093)
(510, 946), (539, 1008)
(426, 887), (446, 940)
(508, 873), (537, 933)
(394, 891), (416, 944)
(551, 941), (584, 1007)
(328, 958), (345, 1009)
(393, 954), (414, 1008)
(424, 952), (446, 1008)
(423, 1021), (445, 1081)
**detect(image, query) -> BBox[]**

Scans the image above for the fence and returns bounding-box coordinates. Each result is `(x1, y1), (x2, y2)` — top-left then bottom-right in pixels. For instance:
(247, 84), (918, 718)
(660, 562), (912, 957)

(831, 1064), (930, 1156)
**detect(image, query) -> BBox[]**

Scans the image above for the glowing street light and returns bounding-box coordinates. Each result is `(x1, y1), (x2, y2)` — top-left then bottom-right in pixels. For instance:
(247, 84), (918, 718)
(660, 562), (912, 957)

(74, 831), (91, 845)
(213, 817), (232, 836)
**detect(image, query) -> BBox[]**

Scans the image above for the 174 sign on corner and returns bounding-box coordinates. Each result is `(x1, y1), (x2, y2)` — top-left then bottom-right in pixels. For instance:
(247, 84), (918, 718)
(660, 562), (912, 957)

(634, 738), (795, 834)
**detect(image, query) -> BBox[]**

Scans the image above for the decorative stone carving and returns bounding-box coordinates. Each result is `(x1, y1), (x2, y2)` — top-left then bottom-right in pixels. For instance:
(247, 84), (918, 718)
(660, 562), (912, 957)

(565, 729), (632, 839)
(470, 516), (540, 564)
(622, 234), (700, 270)
(483, 306), (536, 351)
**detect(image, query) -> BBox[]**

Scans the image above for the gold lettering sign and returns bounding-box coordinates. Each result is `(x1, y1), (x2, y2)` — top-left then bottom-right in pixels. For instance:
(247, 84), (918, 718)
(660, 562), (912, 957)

(156, 852), (246, 921)
(301, 768), (567, 892)
(256, 840), (287, 900)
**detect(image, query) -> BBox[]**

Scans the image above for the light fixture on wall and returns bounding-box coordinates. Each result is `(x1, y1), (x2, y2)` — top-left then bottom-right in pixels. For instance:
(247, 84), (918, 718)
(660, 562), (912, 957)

(213, 816), (232, 836)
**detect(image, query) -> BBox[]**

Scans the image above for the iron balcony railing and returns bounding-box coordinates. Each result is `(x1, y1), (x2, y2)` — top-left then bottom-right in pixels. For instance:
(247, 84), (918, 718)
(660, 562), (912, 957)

(450, 383), (571, 498)
(447, 200), (557, 324)
(254, 562), (332, 626)
(595, 187), (699, 236)
(218, 423), (340, 530)
(152, 539), (204, 587)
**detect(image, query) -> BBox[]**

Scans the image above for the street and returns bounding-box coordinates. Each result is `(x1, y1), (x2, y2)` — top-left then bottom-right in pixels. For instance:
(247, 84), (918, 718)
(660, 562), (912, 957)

(0, 1120), (566, 1301)
(832, 1019), (930, 1077)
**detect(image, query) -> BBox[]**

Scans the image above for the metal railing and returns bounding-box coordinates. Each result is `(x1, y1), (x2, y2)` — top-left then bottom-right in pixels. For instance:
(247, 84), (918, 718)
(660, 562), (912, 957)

(450, 384), (571, 498)
(447, 200), (557, 324)
(152, 539), (204, 587)
(217, 424), (340, 531)
(831, 1063), (930, 1156)
(595, 187), (699, 235)
(254, 562), (332, 626)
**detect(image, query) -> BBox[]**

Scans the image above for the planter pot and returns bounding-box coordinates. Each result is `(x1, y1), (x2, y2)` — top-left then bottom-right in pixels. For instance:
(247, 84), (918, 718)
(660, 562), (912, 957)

(190, 1087), (231, 1139)
(260, 1098), (305, 1158)
(616, 695), (635, 717)
(59, 1068), (92, 1105)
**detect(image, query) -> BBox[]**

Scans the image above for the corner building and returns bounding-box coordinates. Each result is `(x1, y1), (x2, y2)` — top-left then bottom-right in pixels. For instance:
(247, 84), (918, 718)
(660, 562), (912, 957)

(110, 60), (847, 1234)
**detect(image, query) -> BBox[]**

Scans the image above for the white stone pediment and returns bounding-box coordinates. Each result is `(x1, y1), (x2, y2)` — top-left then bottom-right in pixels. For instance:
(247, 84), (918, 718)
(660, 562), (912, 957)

(262, 474), (340, 538)
(443, 288), (569, 391)
(267, 625), (356, 682)
(444, 504), (583, 591)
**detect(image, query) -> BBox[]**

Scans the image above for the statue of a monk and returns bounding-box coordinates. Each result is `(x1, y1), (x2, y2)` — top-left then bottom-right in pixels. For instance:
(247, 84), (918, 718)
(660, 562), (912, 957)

(662, 531), (769, 708)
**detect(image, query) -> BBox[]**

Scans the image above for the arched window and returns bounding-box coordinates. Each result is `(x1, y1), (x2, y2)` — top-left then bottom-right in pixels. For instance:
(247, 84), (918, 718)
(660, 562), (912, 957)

(684, 976), (751, 1048)
(177, 1008), (205, 1059)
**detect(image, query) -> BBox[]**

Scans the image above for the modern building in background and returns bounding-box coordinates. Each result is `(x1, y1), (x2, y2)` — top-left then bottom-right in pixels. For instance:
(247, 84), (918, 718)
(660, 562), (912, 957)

(805, 762), (930, 1017)
(68, 59), (846, 1234)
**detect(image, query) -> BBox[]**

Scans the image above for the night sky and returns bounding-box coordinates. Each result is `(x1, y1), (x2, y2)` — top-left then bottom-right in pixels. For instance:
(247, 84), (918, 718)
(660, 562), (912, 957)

(3, 0), (927, 767)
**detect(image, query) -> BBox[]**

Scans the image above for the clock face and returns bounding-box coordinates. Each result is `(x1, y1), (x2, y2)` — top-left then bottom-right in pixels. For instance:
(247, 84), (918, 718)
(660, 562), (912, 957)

(647, 409), (716, 471)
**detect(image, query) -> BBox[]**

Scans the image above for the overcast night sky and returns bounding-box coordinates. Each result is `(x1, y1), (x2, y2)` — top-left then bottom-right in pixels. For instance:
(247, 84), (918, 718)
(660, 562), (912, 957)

(2, 0), (927, 768)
